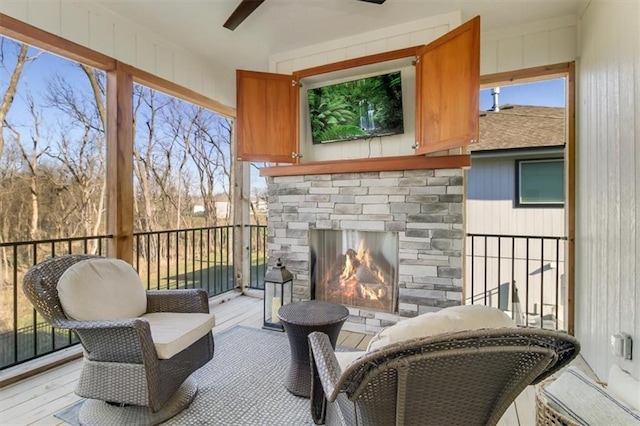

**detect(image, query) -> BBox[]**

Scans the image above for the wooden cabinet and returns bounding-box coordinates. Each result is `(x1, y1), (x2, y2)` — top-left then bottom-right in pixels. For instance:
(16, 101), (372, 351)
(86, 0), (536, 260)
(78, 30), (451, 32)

(415, 16), (479, 154)
(236, 16), (480, 163)
(236, 70), (299, 162)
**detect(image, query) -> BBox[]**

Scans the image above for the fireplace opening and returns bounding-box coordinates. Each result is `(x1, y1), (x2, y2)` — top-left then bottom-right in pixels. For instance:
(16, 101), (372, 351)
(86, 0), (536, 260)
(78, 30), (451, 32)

(310, 230), (398, 313)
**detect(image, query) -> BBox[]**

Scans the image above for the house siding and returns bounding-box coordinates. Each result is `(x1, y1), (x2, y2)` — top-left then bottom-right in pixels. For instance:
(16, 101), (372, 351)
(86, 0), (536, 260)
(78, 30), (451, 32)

(467, 156), (565, 237)
(576, 0), (640, 380)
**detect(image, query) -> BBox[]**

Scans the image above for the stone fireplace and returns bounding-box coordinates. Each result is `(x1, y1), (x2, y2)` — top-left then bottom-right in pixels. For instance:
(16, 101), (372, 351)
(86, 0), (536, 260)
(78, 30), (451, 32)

(266, 168), (463, 334)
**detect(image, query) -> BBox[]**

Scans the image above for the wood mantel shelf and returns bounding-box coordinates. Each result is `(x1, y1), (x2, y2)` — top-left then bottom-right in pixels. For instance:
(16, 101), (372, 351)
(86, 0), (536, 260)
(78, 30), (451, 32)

(259, 154), (470, 177)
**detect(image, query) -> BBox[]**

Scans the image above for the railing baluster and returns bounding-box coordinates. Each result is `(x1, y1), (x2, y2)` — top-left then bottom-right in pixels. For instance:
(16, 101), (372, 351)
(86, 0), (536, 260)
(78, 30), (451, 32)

(483, 236), (488, 306)
(12, 245), (18, 364)
(155, 233), (160, 290)
(497, 236), (501, 311)
(207, 228), (211, 294)
(470, 235), (475, 305)
(214, 228), (218, 295)
(511, 237), (516, 322)
(175, 232), (179, 290)
(540, 238), (545, 329)
(525, 237), (530, 327)
(226, 226), (231, 292)
(199, 229), (203, 291)
(166, 232), (171, 291)
(555, 238), (560, 330)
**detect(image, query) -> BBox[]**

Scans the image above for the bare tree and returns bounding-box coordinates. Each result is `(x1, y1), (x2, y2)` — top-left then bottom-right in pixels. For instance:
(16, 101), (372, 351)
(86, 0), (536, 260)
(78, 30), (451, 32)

(0, 40), (40, 282)
(0, 41), (39, 159)
(5, 93), (48, 240)
(46, 67), (107, 241)
(190, 115), (233, 225)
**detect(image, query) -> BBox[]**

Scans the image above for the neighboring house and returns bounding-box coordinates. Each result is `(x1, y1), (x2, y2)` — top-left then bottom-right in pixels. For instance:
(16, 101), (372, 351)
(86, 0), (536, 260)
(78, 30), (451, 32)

(191, 194), (231, 219)
(466, 103), (567, 329)
(192, 194), (267, 219)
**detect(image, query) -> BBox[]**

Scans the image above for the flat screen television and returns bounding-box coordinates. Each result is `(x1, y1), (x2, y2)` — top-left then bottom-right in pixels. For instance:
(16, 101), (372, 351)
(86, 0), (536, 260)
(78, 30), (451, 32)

(307, 71), (404, 144)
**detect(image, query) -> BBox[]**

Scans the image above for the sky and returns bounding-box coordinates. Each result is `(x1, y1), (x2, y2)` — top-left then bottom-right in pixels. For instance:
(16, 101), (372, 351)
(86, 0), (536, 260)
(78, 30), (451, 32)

(479, 78), (566, 111)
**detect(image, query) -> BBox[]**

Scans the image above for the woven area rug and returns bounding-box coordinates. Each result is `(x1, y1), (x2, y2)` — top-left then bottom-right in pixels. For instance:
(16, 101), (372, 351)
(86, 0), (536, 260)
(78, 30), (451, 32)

(55, 326), (337, 425)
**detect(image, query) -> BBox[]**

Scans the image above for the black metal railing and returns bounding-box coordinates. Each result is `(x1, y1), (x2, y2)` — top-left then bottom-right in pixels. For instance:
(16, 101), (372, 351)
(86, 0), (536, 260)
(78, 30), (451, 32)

(0, 235), (111, 370)
(466, 233), (568, 331)
(133, 226), (235, 295)
(0, 224), (270, 371)
(247, 224), (267, 290)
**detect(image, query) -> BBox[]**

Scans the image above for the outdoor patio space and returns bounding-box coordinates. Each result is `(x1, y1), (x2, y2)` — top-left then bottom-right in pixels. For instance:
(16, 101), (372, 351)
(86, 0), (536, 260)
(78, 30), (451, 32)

(0, 294), (595, 426)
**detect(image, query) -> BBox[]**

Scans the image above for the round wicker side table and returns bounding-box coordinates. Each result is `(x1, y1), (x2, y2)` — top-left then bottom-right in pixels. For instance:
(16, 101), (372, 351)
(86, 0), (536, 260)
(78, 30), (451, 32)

(278, 300), (349, 398)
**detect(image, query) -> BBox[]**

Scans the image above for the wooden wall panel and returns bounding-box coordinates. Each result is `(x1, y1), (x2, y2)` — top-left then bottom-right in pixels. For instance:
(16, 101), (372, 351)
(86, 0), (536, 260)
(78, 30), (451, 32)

(89, 11), (115, 56)
(60, 2), (89, 46)
(136, 36), (156, 73)
(27, 0), (60, 35)
(365, 39), (388, 55)
(576, 0), (639, 380)
(155, 44), (174, 81)
(114, 23), (136, 65)
(1, 1), (27, 21)
(387, 33), (414, 51)
(480, 41), (498, 76)
(480, 16), (576, 75)
(549, 27), (576, 64)
(522, 32), (549, 68)
(497, 37), (523, 72)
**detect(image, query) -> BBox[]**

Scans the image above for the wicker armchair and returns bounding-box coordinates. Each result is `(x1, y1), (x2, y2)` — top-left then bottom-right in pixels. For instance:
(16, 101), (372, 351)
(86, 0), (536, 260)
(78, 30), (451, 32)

(23, 254), (215, 425)
(309, 327), (580, 426)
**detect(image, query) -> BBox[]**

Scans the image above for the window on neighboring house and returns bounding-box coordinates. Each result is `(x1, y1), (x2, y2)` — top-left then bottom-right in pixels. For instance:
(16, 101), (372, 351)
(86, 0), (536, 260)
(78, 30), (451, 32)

(516, 159), (564, 207)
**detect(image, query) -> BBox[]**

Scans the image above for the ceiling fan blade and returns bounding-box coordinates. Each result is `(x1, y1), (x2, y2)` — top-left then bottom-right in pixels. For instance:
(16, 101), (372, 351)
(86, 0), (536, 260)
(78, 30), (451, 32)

(223, 0), (266, 31)
(358, 0), (386, 4)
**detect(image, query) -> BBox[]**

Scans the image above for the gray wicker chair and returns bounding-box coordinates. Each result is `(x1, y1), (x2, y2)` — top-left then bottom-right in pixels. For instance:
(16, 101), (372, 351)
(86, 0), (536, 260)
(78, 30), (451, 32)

(22, 254), (215, 425)
(309, 327), (580, 426)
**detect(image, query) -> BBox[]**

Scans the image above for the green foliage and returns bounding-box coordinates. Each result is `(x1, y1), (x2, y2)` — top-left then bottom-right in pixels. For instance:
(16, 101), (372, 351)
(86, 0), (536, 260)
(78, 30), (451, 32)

(317, 125), (365, 143)
(307, 71), (404, 144)
(307, 93), (357, 142)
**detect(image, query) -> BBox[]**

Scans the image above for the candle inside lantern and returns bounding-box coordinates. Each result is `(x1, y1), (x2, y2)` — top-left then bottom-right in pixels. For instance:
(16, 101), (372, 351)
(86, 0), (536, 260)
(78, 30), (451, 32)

(271, 296), (281, 323)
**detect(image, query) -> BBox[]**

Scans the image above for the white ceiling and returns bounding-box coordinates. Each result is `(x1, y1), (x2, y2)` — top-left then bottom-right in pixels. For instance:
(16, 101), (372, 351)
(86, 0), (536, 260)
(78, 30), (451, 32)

(95, 0), (584, 72)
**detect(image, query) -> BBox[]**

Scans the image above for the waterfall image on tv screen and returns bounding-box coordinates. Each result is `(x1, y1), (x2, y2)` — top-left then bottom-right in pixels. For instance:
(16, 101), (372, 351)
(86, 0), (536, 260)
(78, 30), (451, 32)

(307, 71), (404, 144)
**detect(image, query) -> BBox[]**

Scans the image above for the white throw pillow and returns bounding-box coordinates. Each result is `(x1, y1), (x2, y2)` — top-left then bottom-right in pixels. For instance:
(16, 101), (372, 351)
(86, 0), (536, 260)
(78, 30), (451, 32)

(58, 258), (147, 321)
(608, 364), (640, 411)
(367, 304), (516, 352)
(542, 366), (640, 424)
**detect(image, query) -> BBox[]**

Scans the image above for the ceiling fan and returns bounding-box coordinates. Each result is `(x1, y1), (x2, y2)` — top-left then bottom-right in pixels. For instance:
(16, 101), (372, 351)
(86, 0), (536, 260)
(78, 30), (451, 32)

(223, 0), (387, 31)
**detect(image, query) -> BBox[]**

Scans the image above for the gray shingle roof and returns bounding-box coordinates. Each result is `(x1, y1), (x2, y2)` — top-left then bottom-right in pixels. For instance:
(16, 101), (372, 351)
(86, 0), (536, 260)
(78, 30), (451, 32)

(469, 105), (565, 151)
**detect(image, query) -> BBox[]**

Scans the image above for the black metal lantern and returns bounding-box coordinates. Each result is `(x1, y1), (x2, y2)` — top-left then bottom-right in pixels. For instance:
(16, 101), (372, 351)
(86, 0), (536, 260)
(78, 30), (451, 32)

(263, 258), (293, 331)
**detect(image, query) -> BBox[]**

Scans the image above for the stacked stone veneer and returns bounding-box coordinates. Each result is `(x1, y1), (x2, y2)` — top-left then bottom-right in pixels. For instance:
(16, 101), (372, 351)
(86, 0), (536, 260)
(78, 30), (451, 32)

(266, 168), (464, 334)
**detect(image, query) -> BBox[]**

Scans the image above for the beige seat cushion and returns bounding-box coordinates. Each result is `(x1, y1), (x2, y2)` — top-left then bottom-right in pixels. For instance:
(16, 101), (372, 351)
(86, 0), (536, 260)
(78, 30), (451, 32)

(367, 304), (516, 352)
(141, 312), (216, 359)
(58, 258), (147, 321)
(334, 351), (366, 371)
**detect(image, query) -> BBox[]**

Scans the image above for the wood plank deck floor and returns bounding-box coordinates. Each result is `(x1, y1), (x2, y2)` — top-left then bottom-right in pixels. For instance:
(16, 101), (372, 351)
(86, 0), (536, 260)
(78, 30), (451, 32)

(0, 294), (588, 425)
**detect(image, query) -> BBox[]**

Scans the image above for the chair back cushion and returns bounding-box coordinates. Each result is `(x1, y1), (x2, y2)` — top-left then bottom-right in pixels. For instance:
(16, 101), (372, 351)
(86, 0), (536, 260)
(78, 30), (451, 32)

(58, 258), (147, 320)
(367, 304), (516, 352)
